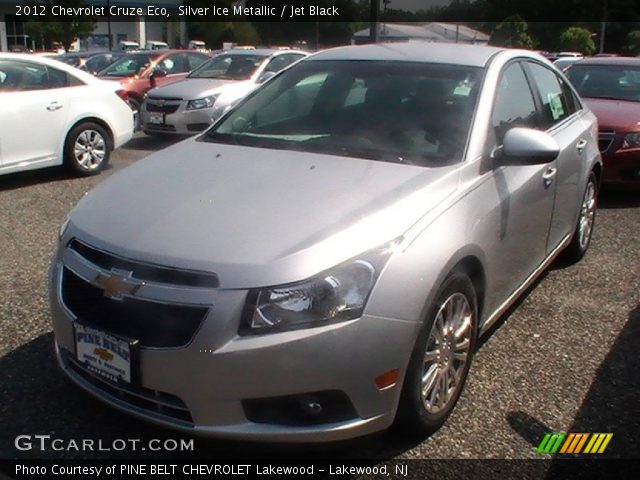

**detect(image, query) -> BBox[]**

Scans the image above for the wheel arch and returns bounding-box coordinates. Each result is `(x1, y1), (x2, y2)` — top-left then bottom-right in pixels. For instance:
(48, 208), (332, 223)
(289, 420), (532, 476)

(64, 117), (115, 150)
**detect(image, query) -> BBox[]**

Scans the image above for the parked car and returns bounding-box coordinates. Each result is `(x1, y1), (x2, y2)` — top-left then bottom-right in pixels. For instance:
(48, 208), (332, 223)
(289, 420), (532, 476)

(119, 41), (139, 51)
(49, 44), (601, 441)
(142, 49), (307, 135)
(97, 50), (210, 129)
(553, 56), (582, 72)
(0, 53), (133, 176)
(54, 51), (127, 75)
(146, 41), (169, 51)
(566, 57), (640, 188)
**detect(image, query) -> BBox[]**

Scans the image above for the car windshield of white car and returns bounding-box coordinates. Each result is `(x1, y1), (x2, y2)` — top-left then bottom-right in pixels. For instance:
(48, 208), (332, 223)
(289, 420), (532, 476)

(567, 65), (640, 102)
(99, 54), (154, 77)
(203, 60), (483, 166)
(189, 54), (266, 80)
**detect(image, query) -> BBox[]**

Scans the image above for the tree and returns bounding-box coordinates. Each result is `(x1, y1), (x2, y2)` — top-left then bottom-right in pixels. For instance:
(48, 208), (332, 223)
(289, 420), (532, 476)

(23, 0), (95, 52)
(489, 15), (535, 49)
(623, 30), (640, 55)
(559, 26), (596, 55)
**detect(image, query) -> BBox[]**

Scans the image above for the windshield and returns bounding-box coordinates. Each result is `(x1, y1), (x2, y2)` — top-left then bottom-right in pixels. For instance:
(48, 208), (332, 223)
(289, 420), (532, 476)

(567, 64), (640, 102)
(203, 60), (483, 165)
(99, 53), (154, 77)
(189, 54), (267, 80)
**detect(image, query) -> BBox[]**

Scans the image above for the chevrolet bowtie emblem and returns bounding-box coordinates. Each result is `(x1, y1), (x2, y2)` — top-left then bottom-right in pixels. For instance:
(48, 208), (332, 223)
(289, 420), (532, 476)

(93, 347), (114, 362)
(94, 270), (143, 300)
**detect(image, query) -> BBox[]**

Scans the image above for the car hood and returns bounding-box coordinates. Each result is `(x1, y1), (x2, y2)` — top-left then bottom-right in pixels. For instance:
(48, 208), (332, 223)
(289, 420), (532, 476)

(583, 97), (640, 131)
(147, 78), (238, 100)
(67, 140), (459, 288)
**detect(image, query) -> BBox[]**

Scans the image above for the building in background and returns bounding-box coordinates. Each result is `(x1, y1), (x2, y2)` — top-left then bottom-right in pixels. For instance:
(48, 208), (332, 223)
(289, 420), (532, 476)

(352, 22), (490, 45)
(0, 0), (187, 52)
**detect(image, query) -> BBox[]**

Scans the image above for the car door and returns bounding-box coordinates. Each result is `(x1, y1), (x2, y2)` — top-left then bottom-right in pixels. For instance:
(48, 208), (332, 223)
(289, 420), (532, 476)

(487, 61), (557, 299)
(523, 61), (589, 252)
(0, 59), (70, 169)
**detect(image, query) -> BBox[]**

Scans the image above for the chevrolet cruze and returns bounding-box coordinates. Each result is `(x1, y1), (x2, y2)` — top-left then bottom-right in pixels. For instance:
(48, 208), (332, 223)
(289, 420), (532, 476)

(49, 44), (601, 441)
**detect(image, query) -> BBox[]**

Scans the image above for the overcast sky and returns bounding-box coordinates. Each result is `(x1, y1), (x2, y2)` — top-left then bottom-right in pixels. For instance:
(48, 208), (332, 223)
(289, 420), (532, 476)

(390, 0), (451, 12)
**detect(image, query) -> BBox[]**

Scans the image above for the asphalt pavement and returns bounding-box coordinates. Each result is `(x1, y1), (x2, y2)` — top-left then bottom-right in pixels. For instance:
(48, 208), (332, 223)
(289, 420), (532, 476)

(0, 134), (638, 462)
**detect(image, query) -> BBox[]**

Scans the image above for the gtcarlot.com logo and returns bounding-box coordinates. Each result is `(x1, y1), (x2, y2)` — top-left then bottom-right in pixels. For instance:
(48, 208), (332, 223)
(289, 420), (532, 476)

(14, 435), (194, 452)
(537, 432), (613, 455)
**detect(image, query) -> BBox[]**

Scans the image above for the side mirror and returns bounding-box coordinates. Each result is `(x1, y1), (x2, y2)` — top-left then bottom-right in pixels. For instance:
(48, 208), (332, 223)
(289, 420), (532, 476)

(497, 128), (560, 165)
(257, 71), (276, 84)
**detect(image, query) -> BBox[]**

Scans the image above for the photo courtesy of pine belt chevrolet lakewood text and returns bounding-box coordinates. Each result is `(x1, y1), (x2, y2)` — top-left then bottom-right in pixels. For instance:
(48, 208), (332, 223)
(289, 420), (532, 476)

(49, 43), (602, 442)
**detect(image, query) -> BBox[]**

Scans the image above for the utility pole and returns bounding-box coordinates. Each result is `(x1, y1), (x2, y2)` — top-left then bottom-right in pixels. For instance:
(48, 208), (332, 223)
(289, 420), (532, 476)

(369, 0), (380, 44)
(599, 0), (607, 54)
(107, 0), (112, 51)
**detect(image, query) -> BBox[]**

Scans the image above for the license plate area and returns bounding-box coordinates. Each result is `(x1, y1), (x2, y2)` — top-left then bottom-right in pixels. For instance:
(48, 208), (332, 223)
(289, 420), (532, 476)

(74, 322), (139, 385)
(149, 113), (164, 124)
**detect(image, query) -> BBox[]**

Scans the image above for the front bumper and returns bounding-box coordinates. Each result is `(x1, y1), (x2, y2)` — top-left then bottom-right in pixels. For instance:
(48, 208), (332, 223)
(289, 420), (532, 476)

(48, 241), (419, 442)
(141, 99), (212, 136)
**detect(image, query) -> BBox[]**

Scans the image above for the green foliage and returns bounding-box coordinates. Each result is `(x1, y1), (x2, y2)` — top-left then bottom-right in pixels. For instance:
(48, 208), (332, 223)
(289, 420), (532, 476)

(490, 15), (535, 49)
(23, 0), (95, 52)
(623, 30), (640, 55)
(559, 27), (596, 55)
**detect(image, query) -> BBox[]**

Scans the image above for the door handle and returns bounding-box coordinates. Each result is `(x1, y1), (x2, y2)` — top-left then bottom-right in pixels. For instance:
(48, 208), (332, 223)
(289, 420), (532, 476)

(576, 139), (588, 153)
(542, 167), (557, 187)
(47, 102), (63, 111)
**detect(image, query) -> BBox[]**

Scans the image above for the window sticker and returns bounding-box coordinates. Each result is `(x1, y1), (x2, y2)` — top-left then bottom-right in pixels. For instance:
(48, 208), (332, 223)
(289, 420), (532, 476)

(548, 92), (565, 120)
(453, 83), (472, 96)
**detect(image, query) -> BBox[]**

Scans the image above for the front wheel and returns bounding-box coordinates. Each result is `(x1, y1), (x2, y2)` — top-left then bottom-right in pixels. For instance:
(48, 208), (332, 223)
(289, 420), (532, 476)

(395, 273), (478, 437)
(64, 122), (111, 176)
(562, 172), (598, 263)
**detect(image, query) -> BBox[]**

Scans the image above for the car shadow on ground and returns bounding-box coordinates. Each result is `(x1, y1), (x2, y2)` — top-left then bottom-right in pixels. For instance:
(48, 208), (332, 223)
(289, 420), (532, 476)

(0, 167), (79, 192)
(124, 134), (189, 151)
(507, 304), (640, 459)
(0, 332), (421, 460)
(598, 188), (640, 209)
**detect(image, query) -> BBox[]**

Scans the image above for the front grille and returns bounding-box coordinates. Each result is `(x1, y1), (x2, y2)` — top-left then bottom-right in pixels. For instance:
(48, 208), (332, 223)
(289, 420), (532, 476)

(61, 268), (208, 348)
(60, 349), (193, 425)
(598, 129), (616, 153)
(145, 99), (181, 114)
(68, 239), (218, 288)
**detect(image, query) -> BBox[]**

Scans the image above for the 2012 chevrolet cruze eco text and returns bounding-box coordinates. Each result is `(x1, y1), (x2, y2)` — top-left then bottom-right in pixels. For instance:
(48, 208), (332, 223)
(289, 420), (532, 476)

(49, 44), (602, 442)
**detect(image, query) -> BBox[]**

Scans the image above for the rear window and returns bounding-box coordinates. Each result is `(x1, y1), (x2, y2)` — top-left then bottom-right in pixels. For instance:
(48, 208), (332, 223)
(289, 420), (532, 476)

(567, 64), (640, 102)
(99, 54), (153, 77)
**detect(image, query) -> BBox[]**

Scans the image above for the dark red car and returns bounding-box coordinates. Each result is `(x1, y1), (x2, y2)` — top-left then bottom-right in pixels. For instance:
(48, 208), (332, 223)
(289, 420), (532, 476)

(97, 50), (210, 127)
(566, 57), (640, 188)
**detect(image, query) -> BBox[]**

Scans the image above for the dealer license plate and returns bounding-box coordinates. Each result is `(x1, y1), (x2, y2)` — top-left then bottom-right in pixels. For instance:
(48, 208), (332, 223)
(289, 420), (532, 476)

(74, 323), (134, 384)
(149, 113), (164, 125)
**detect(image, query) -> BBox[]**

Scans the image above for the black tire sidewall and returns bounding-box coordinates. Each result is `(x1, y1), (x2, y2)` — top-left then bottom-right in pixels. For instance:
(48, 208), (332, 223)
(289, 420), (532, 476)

(396, 272), (478, 435)
(64, 122), (111, 176)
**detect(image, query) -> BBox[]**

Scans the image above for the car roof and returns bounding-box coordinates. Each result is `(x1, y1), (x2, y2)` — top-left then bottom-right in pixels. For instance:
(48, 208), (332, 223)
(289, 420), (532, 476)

(307, 43), (505, 67)
(0, 52), (100, 80)
(571, 56), (640, 67)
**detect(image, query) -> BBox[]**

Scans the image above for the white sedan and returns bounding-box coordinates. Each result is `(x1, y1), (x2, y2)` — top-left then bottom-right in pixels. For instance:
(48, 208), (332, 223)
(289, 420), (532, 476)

(0, 53), (134, 176)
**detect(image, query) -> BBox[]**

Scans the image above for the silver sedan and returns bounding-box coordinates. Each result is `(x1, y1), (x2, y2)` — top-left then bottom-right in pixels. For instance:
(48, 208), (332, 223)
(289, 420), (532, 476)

(49, 43), (601, 442)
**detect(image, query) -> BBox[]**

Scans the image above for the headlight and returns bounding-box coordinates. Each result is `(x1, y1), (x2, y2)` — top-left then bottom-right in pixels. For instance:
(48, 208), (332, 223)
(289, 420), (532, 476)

(241, 241), (401, 335)
(186, 95), (218, 110)
(622, 132), (640, 149)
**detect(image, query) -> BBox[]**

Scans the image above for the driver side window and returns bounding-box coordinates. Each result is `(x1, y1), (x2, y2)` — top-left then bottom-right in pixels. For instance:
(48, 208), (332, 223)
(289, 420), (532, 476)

(492, 62), (539, 145)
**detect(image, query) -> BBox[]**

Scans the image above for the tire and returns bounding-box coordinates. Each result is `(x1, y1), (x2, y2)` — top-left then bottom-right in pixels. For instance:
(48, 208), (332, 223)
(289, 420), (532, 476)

(395, 272), (478, 437)
(562, 171), (598, 263)
(128, 98), (141, 132)
(64, 122), (112, 176)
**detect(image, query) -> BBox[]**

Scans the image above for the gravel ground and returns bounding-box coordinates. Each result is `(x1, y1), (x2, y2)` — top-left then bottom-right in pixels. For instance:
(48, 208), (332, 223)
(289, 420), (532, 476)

(0, 134), (638, 463)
